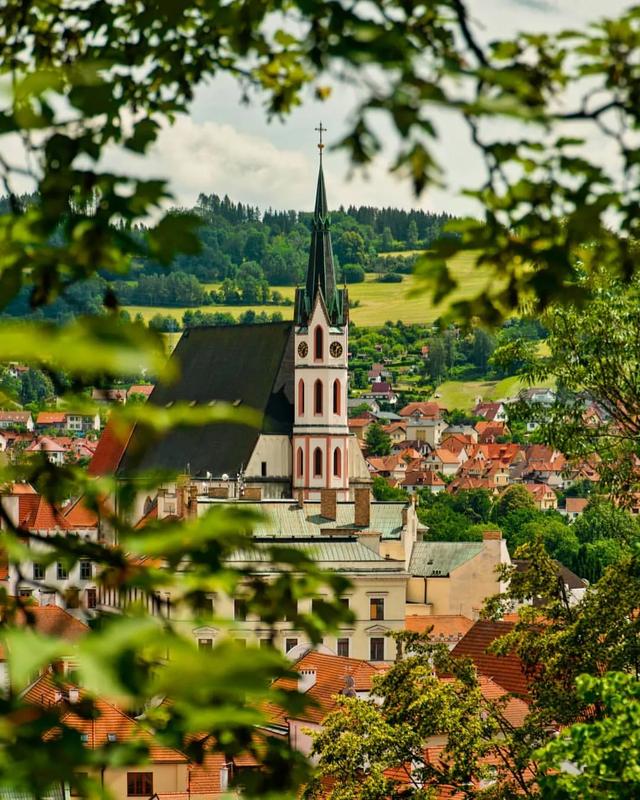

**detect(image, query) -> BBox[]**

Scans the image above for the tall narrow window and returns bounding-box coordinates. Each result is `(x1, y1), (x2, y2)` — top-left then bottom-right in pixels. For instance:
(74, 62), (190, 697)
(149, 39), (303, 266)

(333, 447), (341, 477)
(298, 379), (305, 414)
(313, 447), (323, 477)
(297, 447), (304, 477)
(314, 326), (323, 360)
(314, 380), (323, 414)
(333, 379), (341, 414)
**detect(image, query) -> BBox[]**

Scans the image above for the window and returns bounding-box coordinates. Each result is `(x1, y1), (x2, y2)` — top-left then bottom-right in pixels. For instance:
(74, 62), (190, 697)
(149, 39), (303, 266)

(79, 560), (92, 580)
(311, 598), (325, 614)
(337, 638), (350, 658)
(57, 563), (68, 580)
(298, 379), (305, 414)
(18, 588), (32, 598)
(285, 638), (298, 653)
(107, 733), (117, 743)
(370, 637), (385, 661)
(33, 563), (45, 581)
(333, 447), (341, 477)
(340, 597), (349, 610)
(284, 601), (298, 622)
(86, 588), (97, 609)
(314, 326), (323, 359)
(234, 599), (248, 621)
(296, 447), (304, 478)
(198, 638), (213, 650)
(261, 460), (267, 477)
(313, 447), (323, 477)
(236, 638), (247, 647)
(260, 639), (271, 649)
(370, 598), (385, 620)
(314, 379), (323, 414)
(127, 772), (153, 797)
(333, 379), (341, 414)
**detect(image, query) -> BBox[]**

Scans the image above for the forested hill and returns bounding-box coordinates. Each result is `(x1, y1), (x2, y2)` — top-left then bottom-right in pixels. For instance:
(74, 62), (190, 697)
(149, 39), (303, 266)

(157, 192), (456, 285)
(0, 192), (457, 321)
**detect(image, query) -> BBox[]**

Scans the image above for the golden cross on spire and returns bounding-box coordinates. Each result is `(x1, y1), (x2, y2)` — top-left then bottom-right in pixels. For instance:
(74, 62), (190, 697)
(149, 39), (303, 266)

(315, 122), (326, 156)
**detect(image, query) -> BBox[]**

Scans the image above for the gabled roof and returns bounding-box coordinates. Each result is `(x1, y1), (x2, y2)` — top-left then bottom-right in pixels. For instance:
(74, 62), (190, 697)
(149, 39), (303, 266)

(409, 541), (483, 577)
(118, 323), (295, 479)
(20, 605), (89, 640)
(565, 497), (588, 514)
(127, 384), (154, 398)
(402, 470), (445, 487)
(36, 412), (66, 425)
(0, 411), (32, 422)
(63, 495), (99, 528)
(451, 620), (528, 696)
(405, 614), (474, 640)
(19, 495), (71, 531)
(399, 402), (443, 419)
(24, 674), (187, 762)
(88, 418), (133, 476)
(271, 650), (381, 724)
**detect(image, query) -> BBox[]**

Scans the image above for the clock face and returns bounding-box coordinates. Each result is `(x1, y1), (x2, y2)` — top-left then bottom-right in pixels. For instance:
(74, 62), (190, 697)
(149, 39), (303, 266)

(297, 341), (308, 358)
(330, 341), (343, 358)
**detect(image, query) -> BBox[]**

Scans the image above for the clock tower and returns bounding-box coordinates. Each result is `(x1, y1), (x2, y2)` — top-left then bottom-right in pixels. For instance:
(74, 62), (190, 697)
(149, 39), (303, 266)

(292, 127), (350, 501)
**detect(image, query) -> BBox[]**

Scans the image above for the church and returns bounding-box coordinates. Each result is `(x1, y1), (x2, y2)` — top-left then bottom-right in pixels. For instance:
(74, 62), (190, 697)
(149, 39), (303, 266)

(117, 141), (371, 502)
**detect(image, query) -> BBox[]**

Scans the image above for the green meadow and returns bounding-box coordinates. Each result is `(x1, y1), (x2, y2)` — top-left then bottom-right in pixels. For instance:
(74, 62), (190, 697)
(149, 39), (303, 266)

(125, 252), (494, 328)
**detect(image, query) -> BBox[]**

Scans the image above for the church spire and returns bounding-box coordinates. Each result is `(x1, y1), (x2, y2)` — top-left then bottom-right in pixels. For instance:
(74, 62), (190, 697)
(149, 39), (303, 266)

(295, 124), (347, 327)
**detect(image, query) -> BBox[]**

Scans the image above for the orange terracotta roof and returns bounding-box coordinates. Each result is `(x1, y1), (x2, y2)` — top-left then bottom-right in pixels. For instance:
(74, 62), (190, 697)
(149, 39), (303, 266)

(63, 495), (99, 528)
(8, 483), (37, 494)
(399, 402), (444, 419)
(270, 651), (380, 725)
(36, 412), (66, 425)
(451, 620), (528, 697)
(565, 497), (588, 513)
(135, 502), (158, 529)
(127, 384), (154, 398)
(24, 674), (187, 762)
(18, 495), (71, 531)
(19, 605), (89, 640)
(88, 418), (133, 476)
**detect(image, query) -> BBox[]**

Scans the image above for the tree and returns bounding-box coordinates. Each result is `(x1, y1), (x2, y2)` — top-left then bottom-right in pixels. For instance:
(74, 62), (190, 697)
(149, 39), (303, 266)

(5, 0), (640, 794)
(372, 475), (407, 501)
(426, 336), (446, 384)
(365, 423), (392, 456)
(493, 484), (536, 521)
(342, 264), (365, 283)
(406, 219), (419, 247)
(470, 328), (495, 373)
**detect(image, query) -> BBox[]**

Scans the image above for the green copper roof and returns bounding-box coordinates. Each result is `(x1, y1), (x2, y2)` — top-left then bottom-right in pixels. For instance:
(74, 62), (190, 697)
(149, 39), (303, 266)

(229, 539), (404, 571)
(409, 541), (484, 577)
(294, 159), (347, 327)
(212, 501), (407, 541)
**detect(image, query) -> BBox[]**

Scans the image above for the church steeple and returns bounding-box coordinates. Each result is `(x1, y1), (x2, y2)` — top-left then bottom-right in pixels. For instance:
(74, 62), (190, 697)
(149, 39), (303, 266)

(295, 125), (347, 327)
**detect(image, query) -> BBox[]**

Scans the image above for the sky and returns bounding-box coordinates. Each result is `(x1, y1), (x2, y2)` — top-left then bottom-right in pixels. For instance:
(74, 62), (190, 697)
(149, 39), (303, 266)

(5, 0), (638, 216)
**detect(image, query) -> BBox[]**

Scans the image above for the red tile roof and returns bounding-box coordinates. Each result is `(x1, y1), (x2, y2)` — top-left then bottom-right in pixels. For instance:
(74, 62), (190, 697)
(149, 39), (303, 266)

(63, 495), (99, 528)
(18, 495), (71, 531)
(399, 402), (443, 419)
(36, 412), (66, 425)
(405, 615), (474, 640)
(20, 605), (89, 641)
(127, 384), (154, 398)
(24, 674), (188, 762)
(88, 418), (133, 476)
(270, 651), (381, 725)
(565, 497), (588, 514)
(451, 620), (528, 697)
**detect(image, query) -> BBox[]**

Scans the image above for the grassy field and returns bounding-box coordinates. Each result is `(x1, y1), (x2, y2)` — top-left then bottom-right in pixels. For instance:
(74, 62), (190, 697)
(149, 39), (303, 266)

(431, 375), (530, 411)
(125, 252), (494, 328)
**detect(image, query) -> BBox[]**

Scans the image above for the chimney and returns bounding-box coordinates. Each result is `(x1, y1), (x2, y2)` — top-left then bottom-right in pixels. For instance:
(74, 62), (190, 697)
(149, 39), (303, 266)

(320, 489), (337, 520)
(54, 690), (63, 704)
(482, 530), (502, 541)
(296, 488), (305, 508)
(68, 688), (79, 704)
(298, 668), (317, 693)
(243, 487), (262, 501)
(354, 488), (370, 528)
(219, 767), (229, 793)
(188, 484), (198, 519)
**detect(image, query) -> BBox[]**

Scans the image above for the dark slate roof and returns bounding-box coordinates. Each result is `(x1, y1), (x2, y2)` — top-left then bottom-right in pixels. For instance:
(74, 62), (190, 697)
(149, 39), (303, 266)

(117, 322), (294, 478)
(295, 159), (347, 327)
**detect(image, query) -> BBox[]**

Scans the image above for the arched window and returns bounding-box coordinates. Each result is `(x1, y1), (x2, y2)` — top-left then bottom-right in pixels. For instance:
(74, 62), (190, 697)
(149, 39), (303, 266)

(297, 447), (304, 477)
(298, 379), (305, 415)
(313, 447), (323, 477)
(314, 379), (323, 415)
(333, 379), (341, 415)
(333, 447), (342, 477)
(314, 326), (324, 360)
